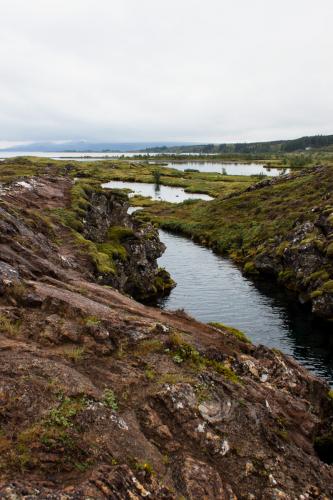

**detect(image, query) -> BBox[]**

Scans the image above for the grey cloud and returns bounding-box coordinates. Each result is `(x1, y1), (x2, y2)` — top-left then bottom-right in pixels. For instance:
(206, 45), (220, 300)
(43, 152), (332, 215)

(0, 0), (332, 143)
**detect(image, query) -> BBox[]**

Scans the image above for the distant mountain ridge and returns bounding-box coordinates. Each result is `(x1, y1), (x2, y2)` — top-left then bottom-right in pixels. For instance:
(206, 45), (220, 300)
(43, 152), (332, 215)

(0, 141), (193, 153)
(142, 134), (333, 154)
(2, 135), (333, 154)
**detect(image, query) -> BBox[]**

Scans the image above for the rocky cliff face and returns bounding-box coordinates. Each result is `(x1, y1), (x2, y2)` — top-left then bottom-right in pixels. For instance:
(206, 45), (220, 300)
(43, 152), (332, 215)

(0, 175), (332, 498)
(242, 168), (333, 320)
(0, 176), (173, 303)
(81, 188), (174, 299)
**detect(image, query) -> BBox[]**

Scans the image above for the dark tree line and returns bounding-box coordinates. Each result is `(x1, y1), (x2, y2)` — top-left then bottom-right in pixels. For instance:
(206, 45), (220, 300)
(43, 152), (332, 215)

(144, 134), (333, 154)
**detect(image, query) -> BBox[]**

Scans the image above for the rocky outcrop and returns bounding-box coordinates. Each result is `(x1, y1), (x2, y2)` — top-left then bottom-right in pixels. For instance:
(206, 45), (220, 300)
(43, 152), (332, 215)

(0, 175), (173, 301)
(0, 174), (332, 498)
(250, 206), (333, 319)
(81, 188), (175, 299)
(219, 166), (333, 320)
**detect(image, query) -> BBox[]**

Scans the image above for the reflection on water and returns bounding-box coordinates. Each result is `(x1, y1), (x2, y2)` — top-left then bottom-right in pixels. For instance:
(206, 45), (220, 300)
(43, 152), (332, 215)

(157, 230), (333, 385)
(102, 180), (213, 202)
(166, 162), (289, 176)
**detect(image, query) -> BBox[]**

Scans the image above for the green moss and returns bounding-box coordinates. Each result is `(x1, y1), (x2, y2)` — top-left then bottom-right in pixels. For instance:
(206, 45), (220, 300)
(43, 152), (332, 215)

(72, 232), (115, 274)
(306, 270), (330, 284)
(243, 261), (258, 275)
(70, 183), (91, 214)
(51, 208), (83, 231)
(278, 269), (295, 283)
(167, 332), (240, 383)
(95, 251), (116, 274)
(274, 429), (289, 441)
(84, 316), (101, 327)
(208, 322), (251, 343)
(310, 289), (323, 299)
(321, 280), (333, 294)
(96, 242), (127, 263)
(205, 359), (240, 383)
(326, 242), (333, 257)
(153, 267), (175, 295)
(144, 367), (156, 381)
(276, 240), (290, 256)
(93, 225), (136, 270)
(107, 226), (134, 241)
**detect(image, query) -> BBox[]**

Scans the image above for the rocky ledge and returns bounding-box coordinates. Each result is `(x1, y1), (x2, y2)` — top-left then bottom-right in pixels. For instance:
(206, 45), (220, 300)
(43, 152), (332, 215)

(0, 174), (174, 302)
(243, 167), (333, 320)
(0, 175), (332, 499)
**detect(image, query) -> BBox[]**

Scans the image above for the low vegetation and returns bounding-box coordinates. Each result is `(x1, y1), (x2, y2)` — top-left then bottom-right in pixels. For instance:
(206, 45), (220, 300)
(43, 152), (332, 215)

(209, 322), (251, 343)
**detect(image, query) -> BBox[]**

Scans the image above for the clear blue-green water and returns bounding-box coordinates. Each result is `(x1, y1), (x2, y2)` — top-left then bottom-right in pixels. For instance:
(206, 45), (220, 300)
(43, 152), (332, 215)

(157, 230), (333, 385)
(103, 180), (333, 385)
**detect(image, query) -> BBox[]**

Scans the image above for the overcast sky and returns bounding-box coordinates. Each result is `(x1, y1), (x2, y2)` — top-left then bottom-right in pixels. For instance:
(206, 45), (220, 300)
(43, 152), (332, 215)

(0, 0), (332, 145)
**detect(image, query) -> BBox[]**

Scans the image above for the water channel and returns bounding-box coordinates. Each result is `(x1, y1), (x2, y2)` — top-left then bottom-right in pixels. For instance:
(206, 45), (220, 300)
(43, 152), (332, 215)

(103, 180), (333, 385)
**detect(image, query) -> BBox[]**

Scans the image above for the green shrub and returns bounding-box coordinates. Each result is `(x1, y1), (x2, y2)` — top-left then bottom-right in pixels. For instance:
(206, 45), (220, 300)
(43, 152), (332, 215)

(46, 396), (88, 429)
(102, 389), (118, 411)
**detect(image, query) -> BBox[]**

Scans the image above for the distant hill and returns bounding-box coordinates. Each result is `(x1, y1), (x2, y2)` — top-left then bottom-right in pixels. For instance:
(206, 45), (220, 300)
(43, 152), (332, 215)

(142, 134), (333, 154)
(0, 141), (193, 153)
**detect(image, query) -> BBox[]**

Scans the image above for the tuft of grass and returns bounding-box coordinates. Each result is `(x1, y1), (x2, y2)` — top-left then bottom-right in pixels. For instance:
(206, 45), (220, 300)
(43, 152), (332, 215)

(10, 282), (27, 300)
(144, 367), (156, 381)
(0, 315), (21, 336)
(134, 339), (163, 356)
(157, 373), (195, 385)
(84, 315), (101, 328)
(60, 346), (86, 363)
(208, 322), (251, 343)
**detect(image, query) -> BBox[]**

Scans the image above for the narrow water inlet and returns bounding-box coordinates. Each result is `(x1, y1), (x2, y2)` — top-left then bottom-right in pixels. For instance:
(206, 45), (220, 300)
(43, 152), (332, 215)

(157, 229), (333, 385)
(103, 180), (333, 385)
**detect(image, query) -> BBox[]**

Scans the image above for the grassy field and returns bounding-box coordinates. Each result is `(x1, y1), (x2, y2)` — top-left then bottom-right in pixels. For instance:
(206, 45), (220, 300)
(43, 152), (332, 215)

(0, 156), (262, 197)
